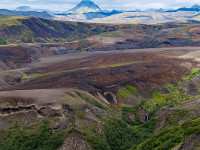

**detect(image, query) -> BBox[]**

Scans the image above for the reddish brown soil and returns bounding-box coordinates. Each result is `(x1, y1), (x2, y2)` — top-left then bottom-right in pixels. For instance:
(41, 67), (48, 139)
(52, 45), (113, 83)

(0, 44), (78, 70)
(2, 47), (197, 99)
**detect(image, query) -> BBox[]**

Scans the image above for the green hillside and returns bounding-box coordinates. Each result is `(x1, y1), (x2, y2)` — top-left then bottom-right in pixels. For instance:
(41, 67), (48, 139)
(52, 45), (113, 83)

(0, 16), (116, 44)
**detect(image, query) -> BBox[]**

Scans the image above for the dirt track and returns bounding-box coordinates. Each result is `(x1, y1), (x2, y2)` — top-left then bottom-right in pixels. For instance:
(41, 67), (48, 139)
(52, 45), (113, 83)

(0, 89), (70, 104)
(23, 46), (200, 69)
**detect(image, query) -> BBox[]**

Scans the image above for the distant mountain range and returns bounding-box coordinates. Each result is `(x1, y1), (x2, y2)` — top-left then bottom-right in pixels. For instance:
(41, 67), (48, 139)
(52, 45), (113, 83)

(1, 2), (200, 23)
(67, 0), (102, 13)
(0, 9), (53, 19)
(53, 3), (200, 23)
(83, 10), (123, 20)
(167, 4), (200, 12)
(13, 3), (200, 15)
(65, 1), (200, 14)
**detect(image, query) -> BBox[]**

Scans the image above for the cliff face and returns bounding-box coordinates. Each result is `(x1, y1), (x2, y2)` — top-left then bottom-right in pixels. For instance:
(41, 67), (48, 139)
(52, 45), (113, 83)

(0, 89), (121, 150)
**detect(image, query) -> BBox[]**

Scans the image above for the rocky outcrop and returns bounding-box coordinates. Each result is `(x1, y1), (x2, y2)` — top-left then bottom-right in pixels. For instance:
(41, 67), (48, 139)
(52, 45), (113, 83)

(0, 88), (121, 130)
(58, 133), (92, 150)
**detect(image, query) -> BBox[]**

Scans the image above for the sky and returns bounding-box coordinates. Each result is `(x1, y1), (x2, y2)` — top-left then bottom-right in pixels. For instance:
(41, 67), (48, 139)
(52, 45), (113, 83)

(0, 0), (200, 11)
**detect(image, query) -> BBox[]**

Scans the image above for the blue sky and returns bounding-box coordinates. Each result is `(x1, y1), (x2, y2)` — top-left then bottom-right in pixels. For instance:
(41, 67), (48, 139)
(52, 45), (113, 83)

(0, 0), (200, 11)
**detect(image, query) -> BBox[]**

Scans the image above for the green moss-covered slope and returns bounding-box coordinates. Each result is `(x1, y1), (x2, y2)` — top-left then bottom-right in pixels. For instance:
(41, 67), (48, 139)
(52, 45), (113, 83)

(0, 17), (116, 43)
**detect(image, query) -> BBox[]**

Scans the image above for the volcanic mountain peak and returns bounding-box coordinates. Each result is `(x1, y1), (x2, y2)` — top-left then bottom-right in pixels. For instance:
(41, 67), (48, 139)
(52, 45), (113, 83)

(68, 0), (102, 13)
(15, 6), (33, 11)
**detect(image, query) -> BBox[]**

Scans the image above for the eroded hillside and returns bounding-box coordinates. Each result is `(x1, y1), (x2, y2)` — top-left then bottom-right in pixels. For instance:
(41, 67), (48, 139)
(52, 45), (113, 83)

(0, 44), (200, 149)
(0, 18), (200, 150)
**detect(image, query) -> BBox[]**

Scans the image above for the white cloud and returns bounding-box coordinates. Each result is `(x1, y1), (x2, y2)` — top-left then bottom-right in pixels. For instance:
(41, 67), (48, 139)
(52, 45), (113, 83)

(123, 2), (166, 10)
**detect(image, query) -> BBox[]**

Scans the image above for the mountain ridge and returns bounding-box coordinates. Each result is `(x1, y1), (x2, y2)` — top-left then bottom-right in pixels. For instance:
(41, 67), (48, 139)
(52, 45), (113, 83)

(0, 16), (119, 43)
(167, 4), (200, 12)
(0, 9), (53, 19)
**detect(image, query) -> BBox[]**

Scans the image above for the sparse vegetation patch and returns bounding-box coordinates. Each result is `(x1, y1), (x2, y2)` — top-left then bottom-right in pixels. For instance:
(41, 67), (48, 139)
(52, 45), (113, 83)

(0, 38), (7, 45)
(76, 91), (106, 110)
(179, 68), (200, 84)
(124, 85), (139, 96)
(117, 90), (131, 101)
